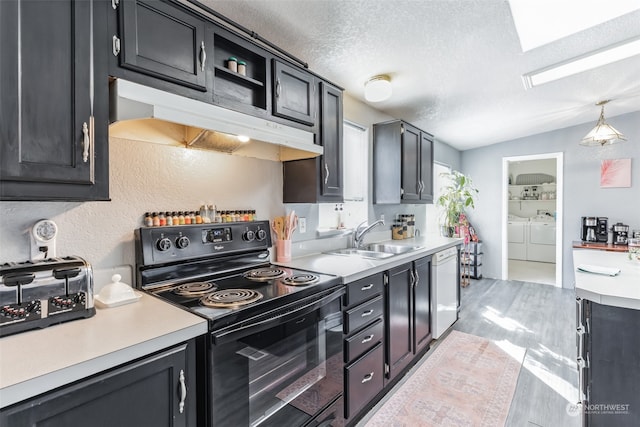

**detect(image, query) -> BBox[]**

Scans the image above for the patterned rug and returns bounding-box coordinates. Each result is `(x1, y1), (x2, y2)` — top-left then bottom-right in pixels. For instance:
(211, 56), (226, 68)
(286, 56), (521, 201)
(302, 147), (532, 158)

(365, 330), (525, 427)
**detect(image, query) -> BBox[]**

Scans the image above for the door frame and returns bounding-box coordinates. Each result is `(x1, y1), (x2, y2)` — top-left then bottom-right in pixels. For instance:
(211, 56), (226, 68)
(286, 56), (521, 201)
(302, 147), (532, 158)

(501, 152), (563, 287)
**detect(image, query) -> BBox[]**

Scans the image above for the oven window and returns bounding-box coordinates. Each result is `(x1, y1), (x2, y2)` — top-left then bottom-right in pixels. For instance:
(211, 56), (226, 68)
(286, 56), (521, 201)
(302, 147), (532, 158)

(209, 298), (343, 427)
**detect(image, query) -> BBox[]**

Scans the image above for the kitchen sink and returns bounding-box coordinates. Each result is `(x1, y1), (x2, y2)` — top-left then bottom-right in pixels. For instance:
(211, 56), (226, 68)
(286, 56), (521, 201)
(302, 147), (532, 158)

(366, 243), (423, 254)
(325, 244), (423, 259)
(324, 248), (395, 259)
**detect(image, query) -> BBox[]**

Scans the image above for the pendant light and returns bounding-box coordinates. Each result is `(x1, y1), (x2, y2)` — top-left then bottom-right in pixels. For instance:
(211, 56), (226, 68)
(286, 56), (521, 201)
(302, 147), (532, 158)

(364, 75), (392, 102)
(580, 100), (627, 146)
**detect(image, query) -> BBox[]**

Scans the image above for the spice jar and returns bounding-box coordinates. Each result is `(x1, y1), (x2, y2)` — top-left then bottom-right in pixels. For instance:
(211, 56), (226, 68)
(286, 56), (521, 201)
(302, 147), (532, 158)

(237, 60), (246, 76)
(227, 57), (238, 72)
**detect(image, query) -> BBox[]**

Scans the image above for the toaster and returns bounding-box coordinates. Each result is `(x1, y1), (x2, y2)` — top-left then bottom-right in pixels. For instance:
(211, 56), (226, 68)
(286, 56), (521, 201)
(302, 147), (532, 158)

(0, 256), (95, 337)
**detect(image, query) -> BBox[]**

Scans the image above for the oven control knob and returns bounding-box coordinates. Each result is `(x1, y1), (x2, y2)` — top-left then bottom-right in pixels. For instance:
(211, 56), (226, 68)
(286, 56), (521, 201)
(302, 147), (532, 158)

(255, 229), (267, 241)
(243, 230), (255, 242)
(176, 236), (190, 249)
(156, 237), (172, 251)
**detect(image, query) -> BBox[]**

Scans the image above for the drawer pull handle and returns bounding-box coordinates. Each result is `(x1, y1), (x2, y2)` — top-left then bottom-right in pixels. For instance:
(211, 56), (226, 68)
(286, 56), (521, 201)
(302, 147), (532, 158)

(361, 310), (374, 317)
(178, 369), (187, 414)
(361, 334), (374, 343)
(361, 372), (374, 383)
(361, 284), (373, 291)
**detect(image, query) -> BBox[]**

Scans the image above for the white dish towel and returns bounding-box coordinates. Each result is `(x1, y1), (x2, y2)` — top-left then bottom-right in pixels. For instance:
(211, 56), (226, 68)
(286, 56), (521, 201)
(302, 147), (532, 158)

(576, 264), (621, 276)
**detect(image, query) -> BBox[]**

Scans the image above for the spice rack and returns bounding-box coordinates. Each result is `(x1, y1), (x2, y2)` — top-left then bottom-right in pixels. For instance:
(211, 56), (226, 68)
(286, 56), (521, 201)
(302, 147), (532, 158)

(142, 208), (257, 227)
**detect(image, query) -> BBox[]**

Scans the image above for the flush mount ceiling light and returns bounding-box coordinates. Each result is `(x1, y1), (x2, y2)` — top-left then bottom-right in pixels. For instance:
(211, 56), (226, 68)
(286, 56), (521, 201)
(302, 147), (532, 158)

(580, 100), (627, 146)
(364, 75), (392, 102)
(522, 36), (640, 89)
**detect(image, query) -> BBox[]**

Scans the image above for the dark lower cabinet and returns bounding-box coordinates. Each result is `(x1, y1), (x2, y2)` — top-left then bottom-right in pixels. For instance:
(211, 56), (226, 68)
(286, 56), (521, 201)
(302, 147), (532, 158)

(385, 257), (432, 384)
(413, 256), (432, 354)
(577, 299), (640, 427)
(385, 263), (414, 382)
(342, 274), (385, 421)
(0, 341), (197, 427)
(0, 0), (109, 201)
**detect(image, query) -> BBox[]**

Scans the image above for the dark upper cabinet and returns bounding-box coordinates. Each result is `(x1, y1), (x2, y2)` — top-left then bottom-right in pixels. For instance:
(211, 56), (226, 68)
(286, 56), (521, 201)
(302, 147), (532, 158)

(373, 120), (434, 204)
(118, 0), (207, 91)
(273, 60), (317, 126)
(0, 342), (197, 427)
(319, 82), (344, 198)
(419, 132), (434, 202)
(283, 81), (343, 203)
(401, 123), (421, 201)
(0, 0), (109, 201)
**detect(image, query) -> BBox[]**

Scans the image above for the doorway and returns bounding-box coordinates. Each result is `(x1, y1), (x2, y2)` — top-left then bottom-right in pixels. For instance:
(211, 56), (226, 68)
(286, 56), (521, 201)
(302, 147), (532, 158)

(501, 153), (563, 287)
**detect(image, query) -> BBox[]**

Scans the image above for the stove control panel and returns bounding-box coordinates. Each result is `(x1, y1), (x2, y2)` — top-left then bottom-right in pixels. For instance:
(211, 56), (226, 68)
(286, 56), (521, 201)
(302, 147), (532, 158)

(136, 221), (273, 266)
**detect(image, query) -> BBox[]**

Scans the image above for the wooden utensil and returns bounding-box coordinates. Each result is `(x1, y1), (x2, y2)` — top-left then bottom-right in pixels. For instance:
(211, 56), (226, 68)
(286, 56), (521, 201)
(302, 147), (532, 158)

(273, 216), (285, 240)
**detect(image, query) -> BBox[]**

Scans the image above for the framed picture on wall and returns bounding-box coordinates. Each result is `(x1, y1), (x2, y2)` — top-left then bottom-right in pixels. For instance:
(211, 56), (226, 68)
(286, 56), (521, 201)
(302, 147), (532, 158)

(600, 158), (631, 188)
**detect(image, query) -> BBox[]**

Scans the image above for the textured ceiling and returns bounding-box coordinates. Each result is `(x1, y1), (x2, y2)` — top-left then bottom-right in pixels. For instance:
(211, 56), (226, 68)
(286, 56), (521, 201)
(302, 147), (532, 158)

(201, 0), (640, 150)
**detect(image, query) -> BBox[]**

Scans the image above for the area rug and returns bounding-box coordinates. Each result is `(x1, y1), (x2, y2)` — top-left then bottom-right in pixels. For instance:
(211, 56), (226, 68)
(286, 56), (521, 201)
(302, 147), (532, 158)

(365, 330), (525, 427)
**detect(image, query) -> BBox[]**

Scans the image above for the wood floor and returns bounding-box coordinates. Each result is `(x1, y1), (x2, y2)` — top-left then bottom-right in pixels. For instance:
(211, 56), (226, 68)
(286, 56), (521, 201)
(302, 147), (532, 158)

(359, 277), (580, 427)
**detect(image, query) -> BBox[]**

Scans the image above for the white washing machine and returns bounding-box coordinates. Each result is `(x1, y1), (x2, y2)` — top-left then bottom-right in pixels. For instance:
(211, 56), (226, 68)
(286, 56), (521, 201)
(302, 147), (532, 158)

(528, 220), (556, 263)
(508, 217), (528, 260)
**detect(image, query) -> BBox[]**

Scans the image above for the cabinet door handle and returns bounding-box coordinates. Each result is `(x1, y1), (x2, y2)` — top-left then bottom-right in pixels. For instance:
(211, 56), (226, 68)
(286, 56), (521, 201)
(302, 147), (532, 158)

(361, 309), (374, 317)
(361, 334), (374, 344)
(200, 41), (206, 72)
(361, 283), (373, 291)
(361, 372), (374, 383)
(82, 121), (90, 163)
(178, 369), (187, 414)
(276, 79), (282, 97)
(415, 269), (420, 287)
(324, 162), (329, 185)
(409, 269), (415, 288)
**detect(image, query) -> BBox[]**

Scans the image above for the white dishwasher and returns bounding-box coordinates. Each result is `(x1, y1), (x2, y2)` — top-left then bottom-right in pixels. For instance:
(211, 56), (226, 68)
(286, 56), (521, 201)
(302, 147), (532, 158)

(431, 246), (459, 339)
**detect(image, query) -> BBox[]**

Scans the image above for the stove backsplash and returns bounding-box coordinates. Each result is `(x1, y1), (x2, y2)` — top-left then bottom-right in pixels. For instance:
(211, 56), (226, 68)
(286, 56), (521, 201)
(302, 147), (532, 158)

(0, 138), (284, 292)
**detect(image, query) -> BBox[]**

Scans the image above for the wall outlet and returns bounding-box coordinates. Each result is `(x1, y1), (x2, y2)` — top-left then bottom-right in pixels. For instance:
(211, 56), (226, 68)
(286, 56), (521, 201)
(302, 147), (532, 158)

(299, 217), (307, 234)
(380, 214), (385, 222)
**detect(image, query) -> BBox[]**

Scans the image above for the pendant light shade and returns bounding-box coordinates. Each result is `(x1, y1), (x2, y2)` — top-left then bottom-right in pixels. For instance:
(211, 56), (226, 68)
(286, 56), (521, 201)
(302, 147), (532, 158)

(580, 100), (627, 146)
(364, 75), (392, 102)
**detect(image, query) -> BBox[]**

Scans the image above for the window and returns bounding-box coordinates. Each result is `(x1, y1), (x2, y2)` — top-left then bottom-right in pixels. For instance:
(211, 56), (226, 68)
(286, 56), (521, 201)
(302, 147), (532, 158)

(318, 121), (368, 229)
(425, 163), (451, 235)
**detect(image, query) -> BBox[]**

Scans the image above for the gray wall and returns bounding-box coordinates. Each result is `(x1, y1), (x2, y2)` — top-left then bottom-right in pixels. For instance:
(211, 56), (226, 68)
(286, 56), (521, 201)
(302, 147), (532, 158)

(461, 110), (640, 288)
(434, 138), (462, 171)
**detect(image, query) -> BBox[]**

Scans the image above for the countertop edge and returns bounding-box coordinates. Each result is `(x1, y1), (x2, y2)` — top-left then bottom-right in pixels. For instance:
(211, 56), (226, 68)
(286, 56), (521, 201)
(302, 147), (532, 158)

(573, 249), (640, 310)
(0, 314), (207, 409)
(276, 238), (463, 283)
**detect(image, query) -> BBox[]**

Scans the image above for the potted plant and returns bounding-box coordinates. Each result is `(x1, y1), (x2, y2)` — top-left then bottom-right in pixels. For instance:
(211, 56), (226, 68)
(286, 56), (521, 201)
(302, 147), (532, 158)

(436, 170), (479, 237)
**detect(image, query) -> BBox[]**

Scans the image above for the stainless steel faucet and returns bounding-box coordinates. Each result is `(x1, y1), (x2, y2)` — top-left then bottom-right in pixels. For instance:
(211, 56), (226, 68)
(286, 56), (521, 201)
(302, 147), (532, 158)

(353, 219), (385, 248)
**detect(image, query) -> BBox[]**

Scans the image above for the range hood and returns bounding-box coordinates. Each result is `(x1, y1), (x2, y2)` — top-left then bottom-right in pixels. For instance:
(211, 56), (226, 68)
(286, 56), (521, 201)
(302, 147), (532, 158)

(109, 79), (321, 161)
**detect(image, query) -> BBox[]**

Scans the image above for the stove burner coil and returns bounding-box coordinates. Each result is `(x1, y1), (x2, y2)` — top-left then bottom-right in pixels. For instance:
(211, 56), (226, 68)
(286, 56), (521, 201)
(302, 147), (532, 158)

(200, 289), (263, 308)
(243, 268), (286, 281)
(173, 282), (217, 296)
(281, 274), (319, 286)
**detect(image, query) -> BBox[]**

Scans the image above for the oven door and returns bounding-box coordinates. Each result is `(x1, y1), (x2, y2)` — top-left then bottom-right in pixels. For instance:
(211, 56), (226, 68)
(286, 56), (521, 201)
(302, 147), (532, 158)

(206, 286), (345, 427)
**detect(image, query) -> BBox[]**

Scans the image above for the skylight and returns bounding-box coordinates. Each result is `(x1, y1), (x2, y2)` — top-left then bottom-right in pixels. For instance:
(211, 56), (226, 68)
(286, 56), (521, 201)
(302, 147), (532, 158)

(508, 0), (640, 52)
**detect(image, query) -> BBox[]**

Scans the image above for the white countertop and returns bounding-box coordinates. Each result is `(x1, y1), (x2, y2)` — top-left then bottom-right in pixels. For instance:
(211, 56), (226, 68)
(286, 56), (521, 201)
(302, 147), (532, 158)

(276, 236), (463, 283)
(0, 292), (207, 408)
(573, 249), (640, 310)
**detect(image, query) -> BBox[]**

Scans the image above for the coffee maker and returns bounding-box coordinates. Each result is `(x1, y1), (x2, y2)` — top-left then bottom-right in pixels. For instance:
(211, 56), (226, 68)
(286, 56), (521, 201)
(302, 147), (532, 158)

(581, 217), (597, 242)
(596, 217), (608, 242)
(612, 223), (629, 245)
(582, 217), (609, 242)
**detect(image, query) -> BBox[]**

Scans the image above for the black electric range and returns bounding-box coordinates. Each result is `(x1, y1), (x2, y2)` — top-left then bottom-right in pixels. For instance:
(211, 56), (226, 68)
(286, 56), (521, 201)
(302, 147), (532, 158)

(134, 221), (341, 330)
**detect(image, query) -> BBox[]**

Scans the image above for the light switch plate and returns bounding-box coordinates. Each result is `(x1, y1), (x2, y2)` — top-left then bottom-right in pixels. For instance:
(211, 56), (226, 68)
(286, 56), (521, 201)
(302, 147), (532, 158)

(299, 217), (307, 234)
